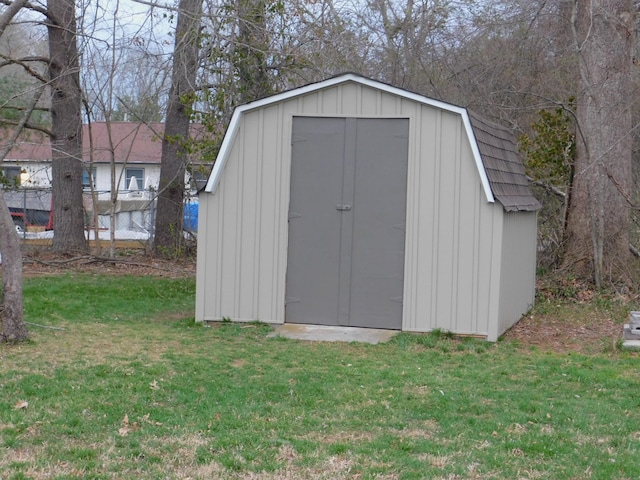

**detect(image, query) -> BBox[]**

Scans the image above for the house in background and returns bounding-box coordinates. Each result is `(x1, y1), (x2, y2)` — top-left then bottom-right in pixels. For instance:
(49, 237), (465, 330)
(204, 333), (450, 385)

(1, 122), (209, 232)
(2, 122), (208, 192)
(196, 73), (541, 341)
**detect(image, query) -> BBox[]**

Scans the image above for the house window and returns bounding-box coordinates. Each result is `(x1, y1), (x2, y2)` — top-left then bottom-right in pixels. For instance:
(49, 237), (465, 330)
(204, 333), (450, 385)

(82, 167), (96, 189)
(1, 167), (22, 185)
(125, 168), (144, 190)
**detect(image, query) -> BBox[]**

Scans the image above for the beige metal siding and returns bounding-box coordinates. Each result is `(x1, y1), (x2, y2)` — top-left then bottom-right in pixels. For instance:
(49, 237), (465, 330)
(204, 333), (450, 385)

(402, 109), (503, 337)
(490, 211), (538, 340)
(197, 83), (407, 323)
(196, 109), (290, 322)
(196, 81), (518, 338)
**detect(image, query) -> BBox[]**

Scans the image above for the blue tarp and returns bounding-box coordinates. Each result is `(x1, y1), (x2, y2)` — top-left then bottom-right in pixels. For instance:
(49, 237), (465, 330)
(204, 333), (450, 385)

(184, 201), (198, 232)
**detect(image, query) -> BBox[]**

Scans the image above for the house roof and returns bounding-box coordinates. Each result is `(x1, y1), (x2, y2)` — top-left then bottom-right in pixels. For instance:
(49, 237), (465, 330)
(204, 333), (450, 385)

(2, 122), (206, 165)
(204, 73), (540, 212)
(83, 122), (165, 163)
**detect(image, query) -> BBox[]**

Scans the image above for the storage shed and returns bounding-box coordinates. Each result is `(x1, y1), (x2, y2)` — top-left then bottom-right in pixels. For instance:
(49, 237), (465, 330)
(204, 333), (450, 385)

(195, 74), (541, 341)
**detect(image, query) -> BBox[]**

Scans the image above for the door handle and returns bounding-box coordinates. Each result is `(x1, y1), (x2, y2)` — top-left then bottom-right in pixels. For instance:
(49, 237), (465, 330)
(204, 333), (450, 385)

(336, 204), (351, 211)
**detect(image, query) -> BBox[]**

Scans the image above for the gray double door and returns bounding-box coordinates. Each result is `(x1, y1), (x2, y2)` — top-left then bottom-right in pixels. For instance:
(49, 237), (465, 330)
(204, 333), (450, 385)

(286, 116), (409, 329)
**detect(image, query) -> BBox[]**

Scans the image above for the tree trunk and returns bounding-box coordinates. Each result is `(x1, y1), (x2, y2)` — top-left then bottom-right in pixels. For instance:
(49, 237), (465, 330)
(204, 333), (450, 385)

(0, 188), (27, 343)
(563, 0), (634, 287)
(235, 0), (273, 104)
(47, 0), (86, 253)
(154, 0), (202, 256)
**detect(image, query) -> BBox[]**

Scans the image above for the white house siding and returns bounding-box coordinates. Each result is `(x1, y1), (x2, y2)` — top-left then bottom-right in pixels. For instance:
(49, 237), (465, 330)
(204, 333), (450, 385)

(3, 161), (161, 194)
(1, 162), (51, 187)
(92, 164), (161, 193)
(196, 80), (513, 339)
(490, 211), (538, 341)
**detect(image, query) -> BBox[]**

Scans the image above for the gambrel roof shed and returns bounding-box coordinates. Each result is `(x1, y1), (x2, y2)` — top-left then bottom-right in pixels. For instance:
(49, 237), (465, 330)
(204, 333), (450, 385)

(196, 73), (540, 341)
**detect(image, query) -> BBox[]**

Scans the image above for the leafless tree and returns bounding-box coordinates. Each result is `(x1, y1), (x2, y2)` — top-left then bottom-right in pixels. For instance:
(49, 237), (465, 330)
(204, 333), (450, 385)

(80, 0), (170, 256)
(154, 0), (202, 255)
(0, 0), (34, 343)
(563, 0), (635, 287)
(47, 0), (85, 253)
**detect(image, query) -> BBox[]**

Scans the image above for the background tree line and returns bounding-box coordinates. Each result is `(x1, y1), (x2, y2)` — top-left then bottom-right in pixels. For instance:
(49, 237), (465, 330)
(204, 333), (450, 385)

(0, 0), (638, 341)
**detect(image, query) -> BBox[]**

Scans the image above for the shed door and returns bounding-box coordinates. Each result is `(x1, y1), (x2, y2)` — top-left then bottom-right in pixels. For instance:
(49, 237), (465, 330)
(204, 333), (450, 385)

(286, 117), (409, 329)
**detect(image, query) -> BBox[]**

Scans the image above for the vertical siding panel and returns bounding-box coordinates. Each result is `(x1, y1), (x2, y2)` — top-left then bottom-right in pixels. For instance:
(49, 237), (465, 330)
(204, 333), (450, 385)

(402, 101), (421, 330)
(470, 159), (483, 334)
(218, 140), (240, 317)
(214, 177), (225, 318)
(486, 208), (504, 341)
(450, 119), (462, 332)
(275, 103), (291, 322)
(423, 107), (439, 331)
(253, 109), (264, 319)
(341, 84), (358, 113)
(435, 113), (458, 331)
(453, 125), (484, 335)
(428, 110), (441, 329)
(414, 107), (438, 331)
(253, 109), (265, 318)
(258, 104), (279, 321)
(360, 88), (379, 115)
(497, 212), (537, 337)
(475, 201), (491, 335)
(376, 93), (392, 116)
(234, 119), (247, 317)
(275, 100), (297, 322)
(475, 203), (492, 337)
(237, 112), (257, 320)
(301, 92), (317, 112)
(195, 193), (209, 320)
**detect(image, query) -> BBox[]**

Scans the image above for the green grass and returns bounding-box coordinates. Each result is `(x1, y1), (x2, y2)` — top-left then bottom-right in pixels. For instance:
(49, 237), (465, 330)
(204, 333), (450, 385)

(0, 273), (639, 479)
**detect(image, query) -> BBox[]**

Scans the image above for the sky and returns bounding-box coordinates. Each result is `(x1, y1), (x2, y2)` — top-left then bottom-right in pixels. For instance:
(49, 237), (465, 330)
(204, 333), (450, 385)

(82, 0), (173, 51)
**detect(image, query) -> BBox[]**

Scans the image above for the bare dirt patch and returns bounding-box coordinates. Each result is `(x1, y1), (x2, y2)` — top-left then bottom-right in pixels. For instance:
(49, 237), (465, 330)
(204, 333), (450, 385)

(503, 277), (631, 354)
(504, 310), (622, 354)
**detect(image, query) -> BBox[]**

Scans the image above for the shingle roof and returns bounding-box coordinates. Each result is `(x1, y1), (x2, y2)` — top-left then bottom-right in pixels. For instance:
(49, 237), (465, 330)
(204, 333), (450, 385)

(468, 111), (541, 212)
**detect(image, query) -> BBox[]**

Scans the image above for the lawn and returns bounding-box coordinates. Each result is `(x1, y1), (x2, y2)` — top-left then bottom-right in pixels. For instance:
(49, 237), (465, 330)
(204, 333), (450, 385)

(1, 273), (639, 479)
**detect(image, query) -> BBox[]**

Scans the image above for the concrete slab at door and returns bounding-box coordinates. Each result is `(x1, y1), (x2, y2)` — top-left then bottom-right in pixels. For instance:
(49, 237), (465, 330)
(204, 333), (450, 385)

(286, 116), (409, 329)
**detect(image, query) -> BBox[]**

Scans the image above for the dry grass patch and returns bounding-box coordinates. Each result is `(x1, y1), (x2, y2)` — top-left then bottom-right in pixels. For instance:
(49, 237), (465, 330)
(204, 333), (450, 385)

(304, 429), (377, 445)
(1, 322), (191, 373)
(394, 419), (439, 440)
(423, 453), (451, 468)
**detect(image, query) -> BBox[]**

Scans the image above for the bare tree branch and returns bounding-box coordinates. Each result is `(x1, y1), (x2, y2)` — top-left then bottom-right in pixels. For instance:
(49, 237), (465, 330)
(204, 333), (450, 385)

(0, 0), (28, 35)
(0, 0), (48, 18)
(0, 52), (49, 83)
